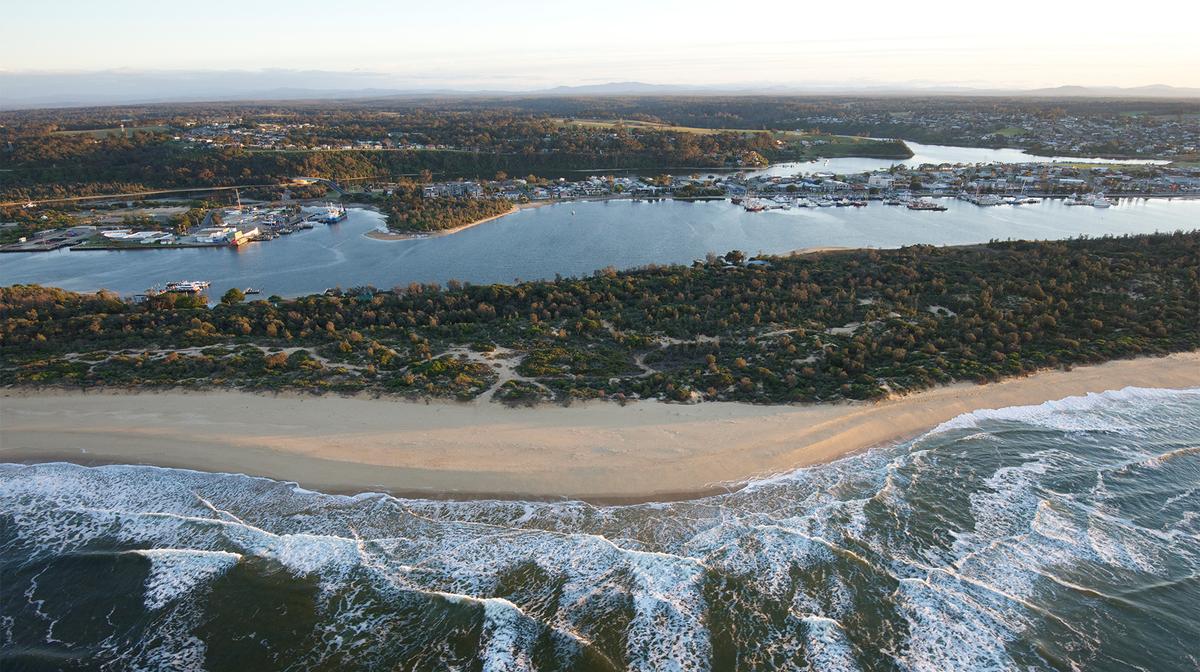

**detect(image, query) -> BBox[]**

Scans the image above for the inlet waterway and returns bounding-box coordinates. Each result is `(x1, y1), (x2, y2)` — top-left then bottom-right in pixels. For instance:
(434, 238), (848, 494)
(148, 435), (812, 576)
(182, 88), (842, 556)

(1, 196), (1197, 298)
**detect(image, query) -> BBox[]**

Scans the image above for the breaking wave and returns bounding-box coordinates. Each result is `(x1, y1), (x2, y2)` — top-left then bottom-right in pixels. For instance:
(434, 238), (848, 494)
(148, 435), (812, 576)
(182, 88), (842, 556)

(2, 387), (1199, 670)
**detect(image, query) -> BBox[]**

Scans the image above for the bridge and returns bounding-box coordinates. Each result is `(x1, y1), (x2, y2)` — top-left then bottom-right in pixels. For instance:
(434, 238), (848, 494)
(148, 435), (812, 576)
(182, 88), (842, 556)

(292, 177), (346, 194)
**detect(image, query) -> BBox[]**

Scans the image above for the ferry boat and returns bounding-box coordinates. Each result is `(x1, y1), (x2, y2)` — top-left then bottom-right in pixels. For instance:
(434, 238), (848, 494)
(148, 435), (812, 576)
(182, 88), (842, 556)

(906, 198), (948, 212)
(318, 203), (348, 224)
(159, 280), (211, 294)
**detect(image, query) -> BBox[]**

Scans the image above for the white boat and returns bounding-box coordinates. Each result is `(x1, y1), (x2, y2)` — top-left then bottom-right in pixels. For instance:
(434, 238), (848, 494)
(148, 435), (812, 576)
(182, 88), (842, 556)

(1092, 195), (1112, 208)
(162, 280), (211, 294)
(1064, 196), (1083, 206)
(816, 198), (834, 207)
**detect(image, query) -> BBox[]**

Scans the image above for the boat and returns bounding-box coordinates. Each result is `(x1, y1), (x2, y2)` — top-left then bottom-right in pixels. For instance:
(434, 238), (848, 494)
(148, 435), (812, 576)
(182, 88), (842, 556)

(1092, 194), (1112, 208)
(883, 198), (903, 205)
(906, 198), (947, 212)
(1064, 196), (1083, 206)
(816, 198), (834, 207)
(161, 280), (211, 294)
(244, 287), (262, 295)
(318, 203), (348, 224)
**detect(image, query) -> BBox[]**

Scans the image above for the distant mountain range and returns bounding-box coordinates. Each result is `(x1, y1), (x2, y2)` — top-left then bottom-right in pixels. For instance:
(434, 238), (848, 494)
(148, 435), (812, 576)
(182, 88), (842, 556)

(1, 72), (1198, 109)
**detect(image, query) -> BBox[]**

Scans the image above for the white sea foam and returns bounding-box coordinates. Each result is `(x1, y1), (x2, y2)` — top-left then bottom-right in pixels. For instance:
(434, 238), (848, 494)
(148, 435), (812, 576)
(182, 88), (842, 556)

(1, 386), (1198, 670)
(479, 598), (539, 672)
(133, 549), (242, 610)
(930, 386), (1200, 435)
(799, 615), (861, 672)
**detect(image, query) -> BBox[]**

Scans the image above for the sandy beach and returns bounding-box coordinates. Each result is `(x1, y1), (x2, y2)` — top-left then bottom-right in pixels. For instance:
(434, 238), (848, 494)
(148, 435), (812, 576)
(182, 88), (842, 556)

(3, 352), (1198, 501)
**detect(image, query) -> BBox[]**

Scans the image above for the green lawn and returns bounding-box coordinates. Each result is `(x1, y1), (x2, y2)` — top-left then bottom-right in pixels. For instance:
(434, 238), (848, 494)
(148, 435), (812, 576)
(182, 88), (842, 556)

(52, 125), (171, 138)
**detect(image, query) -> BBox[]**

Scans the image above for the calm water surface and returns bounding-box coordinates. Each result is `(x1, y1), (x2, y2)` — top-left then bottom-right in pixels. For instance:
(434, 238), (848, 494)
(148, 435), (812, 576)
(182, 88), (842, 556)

(2, 197), (1196, 298)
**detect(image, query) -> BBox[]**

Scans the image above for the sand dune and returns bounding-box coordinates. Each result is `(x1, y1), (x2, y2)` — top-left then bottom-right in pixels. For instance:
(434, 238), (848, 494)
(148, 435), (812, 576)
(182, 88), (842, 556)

(3, 352), (1197, 501)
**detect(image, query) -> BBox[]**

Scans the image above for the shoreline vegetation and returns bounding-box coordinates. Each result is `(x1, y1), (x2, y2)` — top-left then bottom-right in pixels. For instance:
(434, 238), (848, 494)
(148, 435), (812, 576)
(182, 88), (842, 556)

(3, 352), (1197, 501)
(365, 204), (520, 240)
(3, 233), (1197, 406)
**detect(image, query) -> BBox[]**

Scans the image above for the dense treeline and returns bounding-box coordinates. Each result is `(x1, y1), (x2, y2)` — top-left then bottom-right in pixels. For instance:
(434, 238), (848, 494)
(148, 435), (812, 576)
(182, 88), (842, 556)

(375, 185), (514, 232)
(3, 232), (1197, 404)
(0, 105), (909, 201)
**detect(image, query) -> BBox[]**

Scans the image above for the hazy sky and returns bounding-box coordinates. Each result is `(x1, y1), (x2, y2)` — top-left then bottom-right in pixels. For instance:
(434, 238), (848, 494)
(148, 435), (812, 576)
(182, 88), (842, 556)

(2, 0), (1197, 89)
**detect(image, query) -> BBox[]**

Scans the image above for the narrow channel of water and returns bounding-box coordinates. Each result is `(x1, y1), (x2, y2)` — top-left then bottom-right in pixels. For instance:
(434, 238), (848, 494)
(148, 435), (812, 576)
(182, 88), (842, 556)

(1, 196), (1195, 299)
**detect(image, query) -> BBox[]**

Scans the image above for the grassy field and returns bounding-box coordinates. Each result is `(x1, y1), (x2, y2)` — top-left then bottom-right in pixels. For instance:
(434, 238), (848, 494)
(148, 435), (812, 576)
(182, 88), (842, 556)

(52, 125), (171, 138)
(992, 126), (1027, 137)
(555, 118), (888, 144)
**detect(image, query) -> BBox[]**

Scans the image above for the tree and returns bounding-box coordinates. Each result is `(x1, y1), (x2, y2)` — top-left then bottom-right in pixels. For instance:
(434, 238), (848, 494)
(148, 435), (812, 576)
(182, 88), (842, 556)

(221, 288), (245, 305)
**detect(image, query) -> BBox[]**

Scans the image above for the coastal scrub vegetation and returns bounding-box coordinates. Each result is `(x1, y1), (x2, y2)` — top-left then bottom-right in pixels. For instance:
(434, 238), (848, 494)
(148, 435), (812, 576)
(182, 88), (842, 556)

(370, 184), (514, 232)
(2, 232), (1197, 404)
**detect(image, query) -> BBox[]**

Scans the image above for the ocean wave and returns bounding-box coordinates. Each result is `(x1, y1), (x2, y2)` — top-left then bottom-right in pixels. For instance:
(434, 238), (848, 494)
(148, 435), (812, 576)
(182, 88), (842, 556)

(2, 387), (1198, 670)
(131, 549), (242, 610)
(928, 386), (1200, 435)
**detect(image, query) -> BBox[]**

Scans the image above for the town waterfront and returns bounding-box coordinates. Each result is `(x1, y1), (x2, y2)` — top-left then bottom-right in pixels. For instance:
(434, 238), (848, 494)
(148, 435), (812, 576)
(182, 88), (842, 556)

(1, 196), (1197, 299)
(746, 140), (1170, 178)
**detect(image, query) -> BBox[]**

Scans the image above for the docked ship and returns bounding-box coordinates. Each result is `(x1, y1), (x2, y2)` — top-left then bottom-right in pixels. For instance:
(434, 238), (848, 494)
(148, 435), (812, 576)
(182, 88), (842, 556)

(906, 198), (948, 212)
(318, 203), (348, 224)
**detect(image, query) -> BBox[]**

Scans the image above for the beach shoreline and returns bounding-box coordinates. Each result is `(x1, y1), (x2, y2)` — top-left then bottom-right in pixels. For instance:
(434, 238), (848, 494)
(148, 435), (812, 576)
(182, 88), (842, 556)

(3, 352), (1198, 502)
